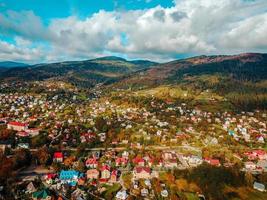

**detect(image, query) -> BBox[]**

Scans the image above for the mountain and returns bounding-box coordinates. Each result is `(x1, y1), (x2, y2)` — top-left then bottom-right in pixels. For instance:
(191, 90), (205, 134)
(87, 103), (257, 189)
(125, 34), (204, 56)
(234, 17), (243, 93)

(0, 61), (29, 68)
(0, 57), (157, 87)
(116, 53), (267, 87)
(113, 53), (267, 111)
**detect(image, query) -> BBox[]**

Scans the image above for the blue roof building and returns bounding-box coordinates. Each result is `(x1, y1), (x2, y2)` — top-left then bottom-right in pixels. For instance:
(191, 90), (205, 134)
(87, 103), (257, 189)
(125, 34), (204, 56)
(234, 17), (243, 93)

(59, 170), (80, 181)
(228, 130), (235, 136)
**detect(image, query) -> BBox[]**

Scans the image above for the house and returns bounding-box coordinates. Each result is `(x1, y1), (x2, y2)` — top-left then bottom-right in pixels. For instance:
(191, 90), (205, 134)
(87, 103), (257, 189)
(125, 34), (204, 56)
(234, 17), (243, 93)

(144, 179), (151, 187)
(53, 152), (63, 163)
(133, 167), (151, 179)
(141, 188), (149, 197)
(115, 190), (128, 200)
(164, 159), (178, 168)
(253, 182), (266, 192)
(245, 150), (267, 160)
(71, 188), (86, 200)
(78, 177), (86, 186)
(87, 169), (99, 179)
(162, 151), (176, 160)
(244, 161), (256, 171)
(59, 170), (80, 186)
(147, 157), (155, 167)
(133, 157), (145, 166)
(0, 145), (7, 154)
(255, 150), (267, 160)
(17, 143), (29, 149)
(161, 190), (169, 198)
(26, 182), (36, 194)
(187, 155), (203, 167)
(122, 151), (129, 158)
(7, 121), (27, 131)
(257, 160), (267, 172)
(85, 157), (98, 168)
(99, 132), (106, 142)
(26, 128), (40, 137)
(110, 170), (118, 183)
(17, 131), (29, 137)
(32, 189), (51, 200)
(101, 165), (111, 179)
(115, 157), (128, 167)
(204, 158), (220, 167)
(80, 132), (96, 143)
(44, 173), (57, 185)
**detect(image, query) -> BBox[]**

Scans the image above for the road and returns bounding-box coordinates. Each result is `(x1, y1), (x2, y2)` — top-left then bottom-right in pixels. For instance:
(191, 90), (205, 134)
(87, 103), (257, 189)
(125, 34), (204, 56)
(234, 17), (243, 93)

(28, 145), (201, 153)
(17, 164), (55, 182)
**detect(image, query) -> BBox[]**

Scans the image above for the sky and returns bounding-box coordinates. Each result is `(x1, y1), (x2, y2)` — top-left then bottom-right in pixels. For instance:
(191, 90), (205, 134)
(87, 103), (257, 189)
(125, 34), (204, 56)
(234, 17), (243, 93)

(0, 0), (267, 63)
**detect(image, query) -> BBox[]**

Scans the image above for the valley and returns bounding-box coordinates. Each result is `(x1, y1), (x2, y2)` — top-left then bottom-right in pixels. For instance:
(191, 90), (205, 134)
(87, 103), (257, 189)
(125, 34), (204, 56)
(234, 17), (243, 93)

(0, 53), (267, 200)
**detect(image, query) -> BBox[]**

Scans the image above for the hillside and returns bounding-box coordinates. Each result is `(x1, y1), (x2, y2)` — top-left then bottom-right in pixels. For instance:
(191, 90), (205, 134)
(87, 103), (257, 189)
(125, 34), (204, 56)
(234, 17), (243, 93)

(0, 56), (157, 88)
(116, 53), (267, 87)
(0, 61), (28, 68)
(112, 53), (267, 111)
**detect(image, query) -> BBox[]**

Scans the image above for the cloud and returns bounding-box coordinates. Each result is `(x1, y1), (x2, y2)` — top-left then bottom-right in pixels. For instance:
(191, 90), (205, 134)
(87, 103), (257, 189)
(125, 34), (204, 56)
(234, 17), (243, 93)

(0, 10), (55, 41)
(0, 0), (267, 62)
(0, 39), (44, 62)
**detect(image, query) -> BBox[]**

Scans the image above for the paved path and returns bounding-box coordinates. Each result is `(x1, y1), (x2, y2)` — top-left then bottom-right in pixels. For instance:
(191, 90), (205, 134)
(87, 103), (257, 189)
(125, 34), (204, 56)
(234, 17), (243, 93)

(28, 145), (201, 153)
(17, 165), (55, 181)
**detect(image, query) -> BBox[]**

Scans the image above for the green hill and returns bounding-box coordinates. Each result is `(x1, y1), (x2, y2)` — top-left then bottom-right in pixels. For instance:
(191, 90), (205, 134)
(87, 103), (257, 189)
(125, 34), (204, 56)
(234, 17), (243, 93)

(0, 57), (157, 88)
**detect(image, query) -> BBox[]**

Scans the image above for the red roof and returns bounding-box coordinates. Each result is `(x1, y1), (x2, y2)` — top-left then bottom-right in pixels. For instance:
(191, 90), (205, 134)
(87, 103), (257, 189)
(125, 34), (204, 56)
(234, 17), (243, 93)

(210, 159), (220, 166)
(116, 157), (128, 164)
(90, 180), (97, 186)
(253, 150), (266, 155)
(133, 157), (145, 164)
(53, 152), (63, 159)
(99, 178), (108, 183)
(86, 158), (98, 165)
(205, 158), (220, 166)
(17, 131), (29, 137)
(8, 121), (27, 127)
(46, 173), (57, 179)
(111, 170), (118, 176)
(101, 165), (110, 171)
(135, 167), (151, 174)
(244, 150), (266, 159)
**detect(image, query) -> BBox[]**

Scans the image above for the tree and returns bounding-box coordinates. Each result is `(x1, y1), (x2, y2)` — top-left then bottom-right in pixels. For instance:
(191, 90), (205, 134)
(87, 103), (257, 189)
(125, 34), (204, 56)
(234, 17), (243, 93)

(175, 178), (188, 192)
(34, 147), (51, 166)
(95, 117), (107, 132)
(13, 149), (31, 169)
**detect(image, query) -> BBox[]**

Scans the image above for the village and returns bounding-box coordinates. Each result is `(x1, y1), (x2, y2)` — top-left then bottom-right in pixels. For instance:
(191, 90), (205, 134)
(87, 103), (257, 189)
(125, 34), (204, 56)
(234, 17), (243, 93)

(0, 82), (267, 200)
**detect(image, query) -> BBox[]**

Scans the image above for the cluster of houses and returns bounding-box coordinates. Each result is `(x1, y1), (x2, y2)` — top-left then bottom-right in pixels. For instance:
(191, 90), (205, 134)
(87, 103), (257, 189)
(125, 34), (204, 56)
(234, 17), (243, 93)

(1, 84), (267, 199)
(243, 150), (267, 174)
(1, 89), (266, 151)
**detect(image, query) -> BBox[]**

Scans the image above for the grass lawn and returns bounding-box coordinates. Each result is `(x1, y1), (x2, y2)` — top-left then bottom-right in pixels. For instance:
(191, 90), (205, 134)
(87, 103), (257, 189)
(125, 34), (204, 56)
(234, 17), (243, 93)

(184, 192), (199, 200)
(247, 190), (267, 200)
(102, 183), (122, 200)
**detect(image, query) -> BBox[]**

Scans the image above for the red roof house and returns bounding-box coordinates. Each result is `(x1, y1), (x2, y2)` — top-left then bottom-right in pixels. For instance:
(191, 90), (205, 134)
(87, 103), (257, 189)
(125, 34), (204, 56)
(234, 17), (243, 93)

(133, 157), (145, 166)
(53, 152), (64, 163)
(133, 167), (151, 179)
(86, 157), (98, 168)
(110, 170), (118, 183)
(204, 158), (220, 166)
(101, 165), (111, 179)
(7, 121), (27, 131)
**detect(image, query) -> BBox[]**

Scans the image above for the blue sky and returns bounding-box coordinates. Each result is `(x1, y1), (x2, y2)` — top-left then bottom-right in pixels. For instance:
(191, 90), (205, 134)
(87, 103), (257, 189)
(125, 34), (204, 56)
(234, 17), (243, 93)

(0, 0), (174, 22)
(0, 0), (267, 63)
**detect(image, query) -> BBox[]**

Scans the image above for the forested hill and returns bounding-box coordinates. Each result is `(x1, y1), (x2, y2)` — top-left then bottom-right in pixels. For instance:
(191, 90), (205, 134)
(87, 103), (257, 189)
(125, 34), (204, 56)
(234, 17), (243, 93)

(0, 56), (157, 87)
(113, 53), (267, 110)
(116, 53), (267, 87)
(0, 61), (28, 68)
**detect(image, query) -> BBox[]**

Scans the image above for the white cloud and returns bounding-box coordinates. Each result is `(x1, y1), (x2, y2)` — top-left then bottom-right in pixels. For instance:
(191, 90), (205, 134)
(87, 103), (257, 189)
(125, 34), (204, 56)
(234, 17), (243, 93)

(0, 0), (267, 62)
(0, 39), (44, 62)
